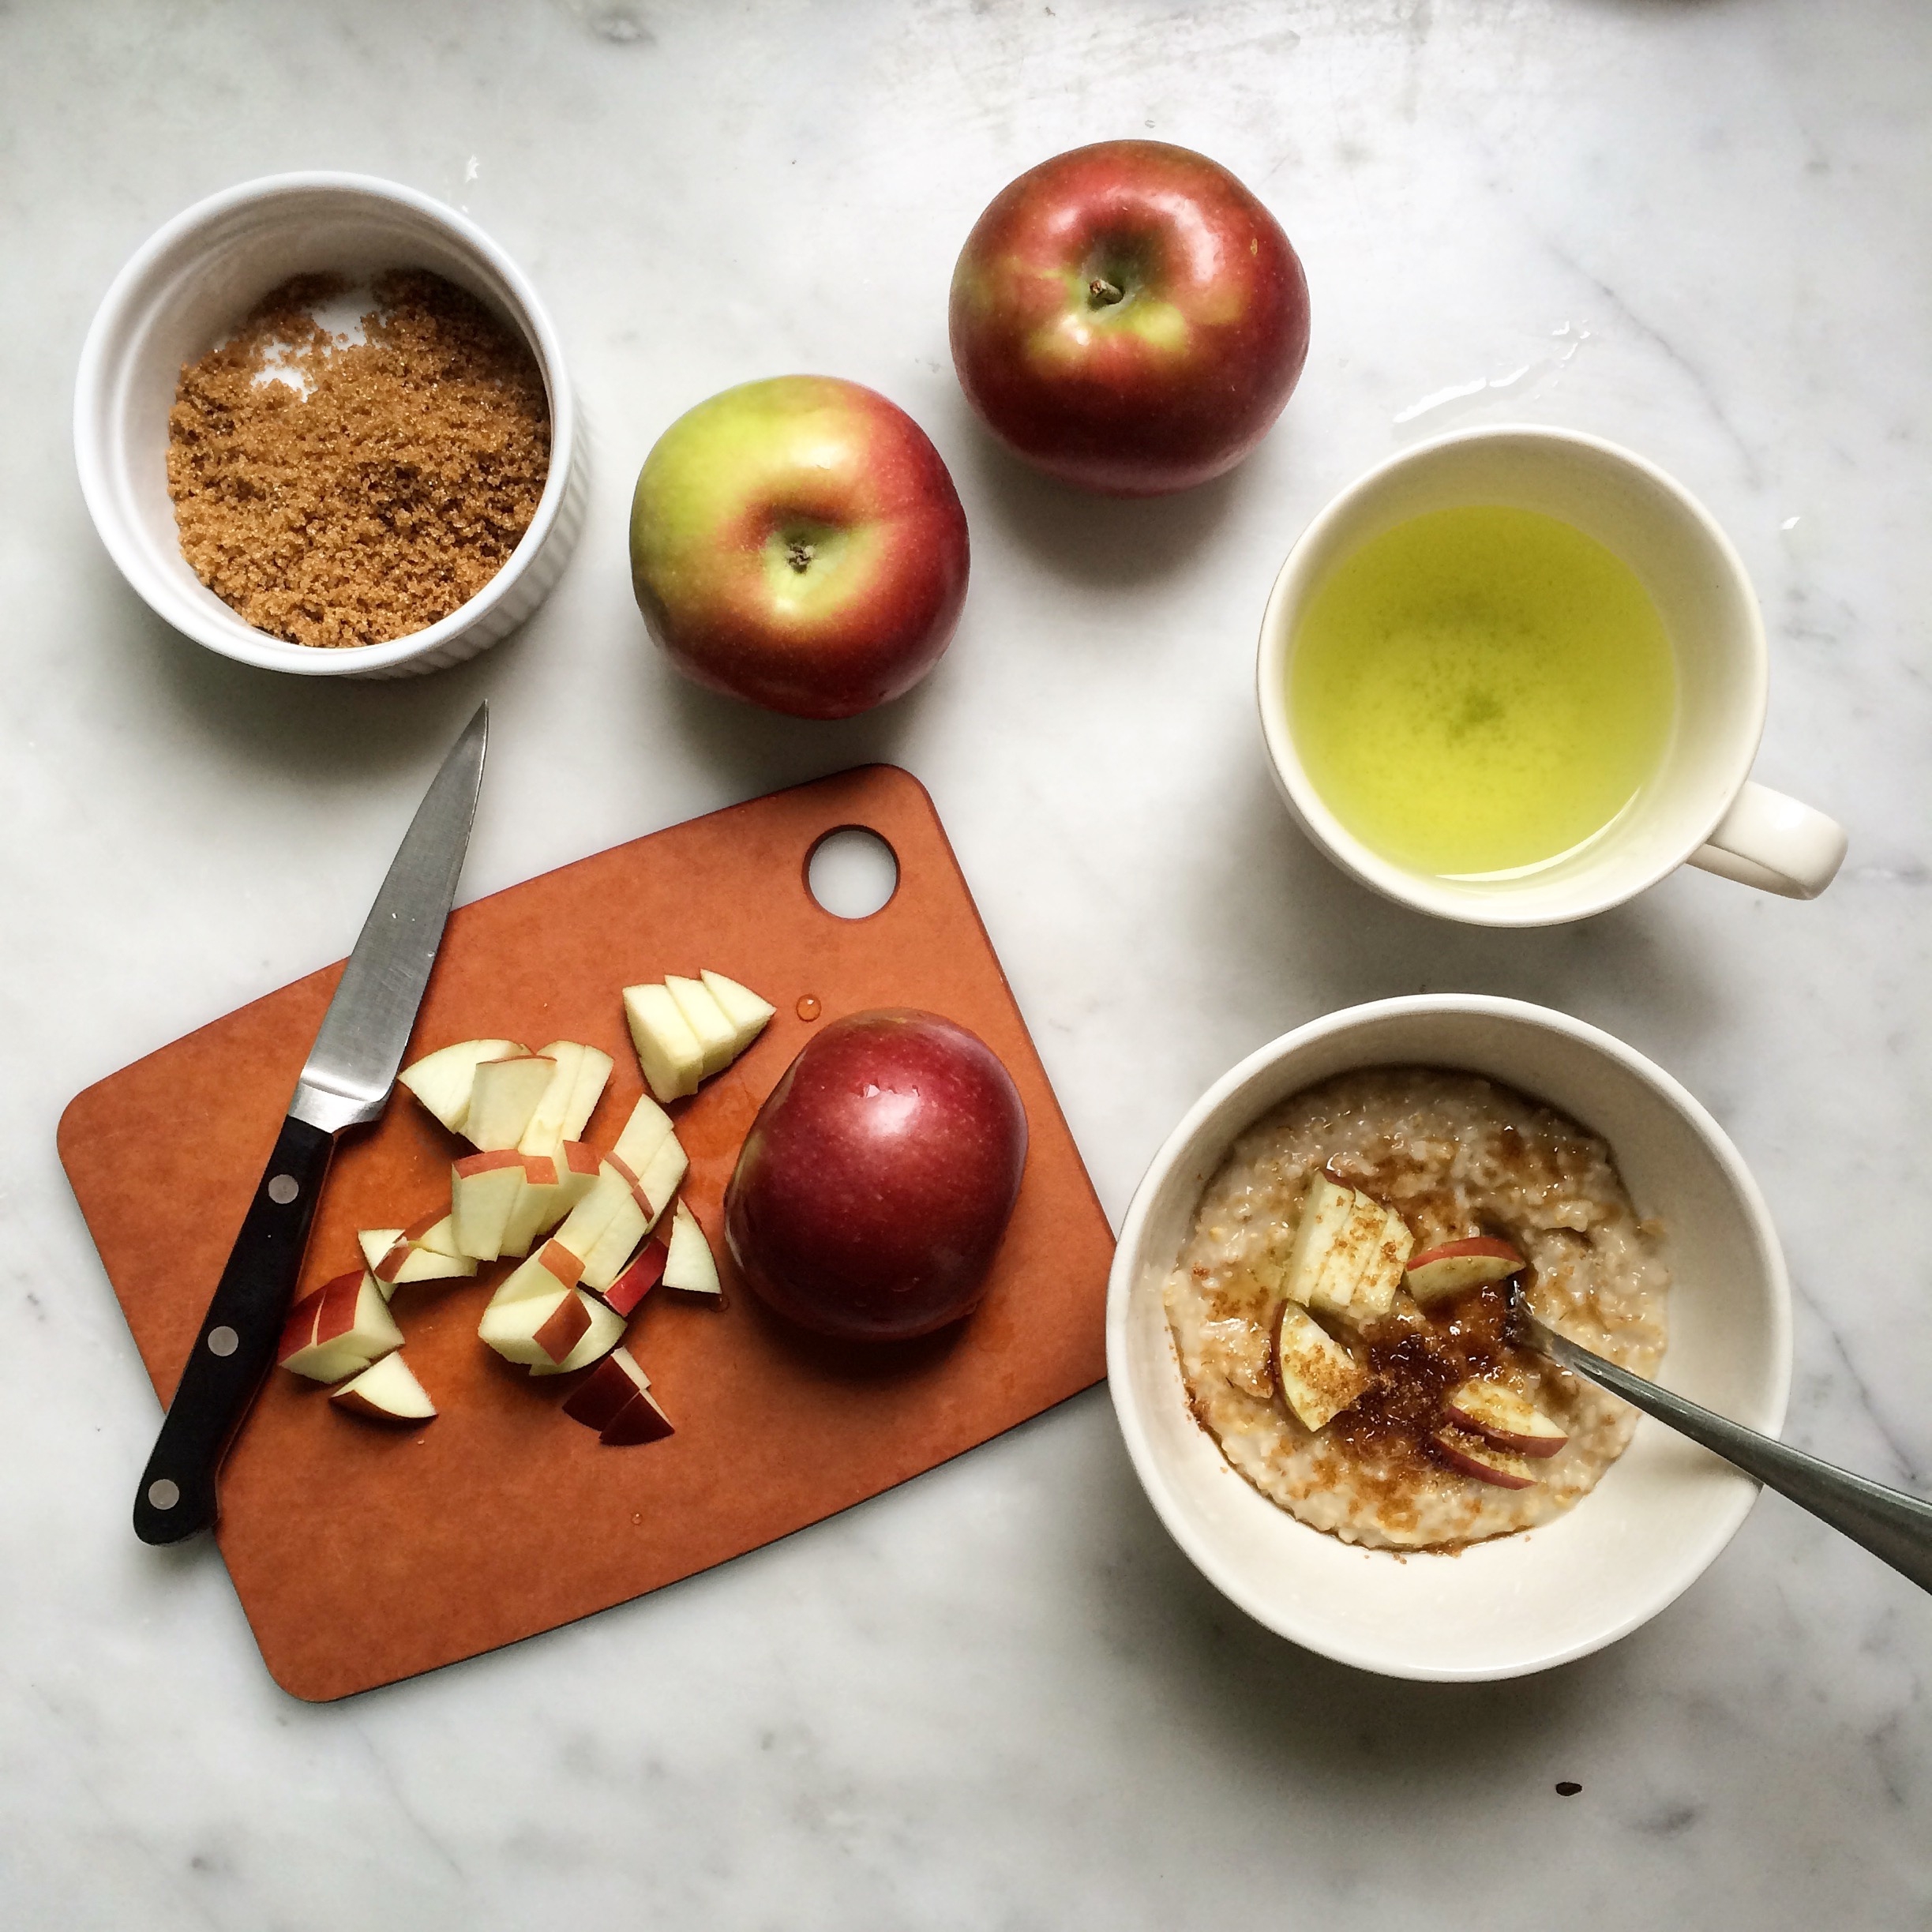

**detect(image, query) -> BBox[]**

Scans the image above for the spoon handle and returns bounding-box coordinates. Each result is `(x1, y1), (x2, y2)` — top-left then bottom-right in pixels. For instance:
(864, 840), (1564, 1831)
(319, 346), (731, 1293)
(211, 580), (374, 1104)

(1520, 1314), (1932, 1594)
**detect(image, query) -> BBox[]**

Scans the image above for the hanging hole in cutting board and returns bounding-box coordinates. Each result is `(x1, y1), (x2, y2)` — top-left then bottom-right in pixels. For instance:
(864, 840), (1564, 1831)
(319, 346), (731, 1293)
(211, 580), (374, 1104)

(806, 826), (898, 919)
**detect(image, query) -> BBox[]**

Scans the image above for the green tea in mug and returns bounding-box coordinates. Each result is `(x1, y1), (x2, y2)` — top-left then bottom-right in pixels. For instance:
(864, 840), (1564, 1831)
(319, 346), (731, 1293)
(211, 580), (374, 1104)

(1289, 505), (1676, 879)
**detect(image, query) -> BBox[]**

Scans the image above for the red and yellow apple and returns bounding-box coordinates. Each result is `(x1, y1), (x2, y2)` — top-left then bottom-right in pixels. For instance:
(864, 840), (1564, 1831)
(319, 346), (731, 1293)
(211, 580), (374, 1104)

(725, 1009), (1027, 1341)
(949, 140), (1311, 496)
(629, 376), (970, 719)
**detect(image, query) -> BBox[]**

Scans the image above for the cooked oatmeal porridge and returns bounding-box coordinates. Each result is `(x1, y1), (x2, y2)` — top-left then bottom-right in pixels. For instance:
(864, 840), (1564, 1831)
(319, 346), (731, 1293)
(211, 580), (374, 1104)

(1163, 1067), (1669, 1550)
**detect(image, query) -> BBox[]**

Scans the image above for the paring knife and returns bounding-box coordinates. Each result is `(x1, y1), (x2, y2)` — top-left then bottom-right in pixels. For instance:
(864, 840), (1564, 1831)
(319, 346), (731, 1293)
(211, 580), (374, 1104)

(133, 703), (489, 1545)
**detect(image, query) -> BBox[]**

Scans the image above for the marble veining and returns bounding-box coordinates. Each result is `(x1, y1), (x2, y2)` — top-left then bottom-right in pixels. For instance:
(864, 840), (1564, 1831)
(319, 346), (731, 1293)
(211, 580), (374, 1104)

(2, 2), (1928, 1927)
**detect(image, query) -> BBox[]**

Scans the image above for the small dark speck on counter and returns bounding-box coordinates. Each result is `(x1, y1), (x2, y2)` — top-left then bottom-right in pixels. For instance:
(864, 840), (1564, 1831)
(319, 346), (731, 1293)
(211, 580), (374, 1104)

(1555, 1780), (1582, 1796)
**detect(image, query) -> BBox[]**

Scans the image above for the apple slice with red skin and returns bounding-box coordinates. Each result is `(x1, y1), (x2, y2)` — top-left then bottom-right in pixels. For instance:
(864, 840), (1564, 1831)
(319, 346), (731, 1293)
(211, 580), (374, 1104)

(451, 1150), (527, 1260)
(600, 1236), (668, 1318)
(1271, 1300), (1369, 1433)
(465, 1052), (557, 1151)
(662, 1200), (722, 1298)
(359, 1225), (478, 1293)
(1432, 1424), (1541, 1490)
(279, 1270), (403, 1382)
(1443, 1379), (1568, 1458)
(478, 1281), (591, 1367)
(330, 1352), (436, 1423)
(528, 1293), (625, 1376)
(563, 1352), (676, 1445)
(1404, 1236), (1525, 1307)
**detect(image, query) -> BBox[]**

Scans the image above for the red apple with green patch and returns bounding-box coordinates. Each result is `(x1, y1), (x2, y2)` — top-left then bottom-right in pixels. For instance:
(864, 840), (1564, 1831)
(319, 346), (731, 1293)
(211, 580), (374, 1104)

(629, 375), (970, 720)
(949, 139), (1311, 496)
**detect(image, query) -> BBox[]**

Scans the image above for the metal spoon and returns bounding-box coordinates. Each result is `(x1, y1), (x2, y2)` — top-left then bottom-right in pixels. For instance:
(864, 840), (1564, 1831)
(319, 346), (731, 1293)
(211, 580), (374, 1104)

(1507, 1286), (1932, 1594)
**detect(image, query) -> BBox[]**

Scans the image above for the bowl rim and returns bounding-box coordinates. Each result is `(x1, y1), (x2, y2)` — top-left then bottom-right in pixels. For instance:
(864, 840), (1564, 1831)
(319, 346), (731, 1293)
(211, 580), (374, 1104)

(1105, 992), (1795, 1681)
(73, 170), (576, 677)
(1253, 422), (1769, 928)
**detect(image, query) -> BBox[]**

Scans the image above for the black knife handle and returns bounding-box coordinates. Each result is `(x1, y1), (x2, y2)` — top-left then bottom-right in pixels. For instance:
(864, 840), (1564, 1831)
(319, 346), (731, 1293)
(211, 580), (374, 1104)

(133, 1116), (336, 1545)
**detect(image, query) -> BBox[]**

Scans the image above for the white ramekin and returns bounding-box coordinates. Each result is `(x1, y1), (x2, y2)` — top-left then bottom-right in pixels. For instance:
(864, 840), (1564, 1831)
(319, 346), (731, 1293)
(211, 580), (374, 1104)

(1107, 996), (1792, 1682)
(73, 173), (585, 679)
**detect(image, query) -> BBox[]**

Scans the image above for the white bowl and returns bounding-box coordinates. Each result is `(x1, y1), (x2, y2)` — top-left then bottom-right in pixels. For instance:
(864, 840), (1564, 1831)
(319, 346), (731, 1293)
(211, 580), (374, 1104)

(1106, 996), (1792, 1682)
(73, 173), (585, 679)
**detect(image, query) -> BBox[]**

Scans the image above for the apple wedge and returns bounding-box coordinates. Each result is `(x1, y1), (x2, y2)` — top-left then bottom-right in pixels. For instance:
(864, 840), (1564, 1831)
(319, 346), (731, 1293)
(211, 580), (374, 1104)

(478, 1281), (594, 1368)
(624, 982), (705, 1102)
(528, 1293), (626, 1375)
(1304, 1188), (1386, 1317)
(1278, 1174), (1356, 1308)
(498, 1154), (566, 1260)
(1349, 1205), (1414, 1322)
(1405, 1236), (1526, 1307)
(1432, 1424), (1540, 1489)
(465, 1052), (557, 1151)
(562, 1351), (675, 1444)
(1442, 1379), (1568, 1457)
(701, 969), (775, 1056)
(518, 1041), (614, 1160)
(279, 1270), (403, 1382)
(610, 1092), (675, 1176)
(662, 1200), (722, 1297)
(1271, 1300), (1370, 1433)
(397, 1038), (525, 1135)
(330, 1352), (437, 1423)
(665, 974), (739, 1079)
(451, 1149), (527, 1261)
(358, 1225), (478, 1296)
(600, 1236), (668, 1318)
(490, 1240), (586, 1304)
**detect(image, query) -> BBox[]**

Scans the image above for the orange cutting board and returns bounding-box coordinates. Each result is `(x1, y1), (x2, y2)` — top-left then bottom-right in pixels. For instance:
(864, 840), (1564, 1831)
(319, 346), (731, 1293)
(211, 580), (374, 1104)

(59, 766), (1113, 1701)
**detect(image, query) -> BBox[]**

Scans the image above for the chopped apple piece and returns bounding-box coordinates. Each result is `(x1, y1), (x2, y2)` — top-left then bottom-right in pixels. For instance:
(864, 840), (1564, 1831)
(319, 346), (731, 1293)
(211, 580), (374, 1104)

(563, 1351), (674, 1444)
(528, 1292), (626, 1375)
(358, 1227), (402, 1274)
(278, 1270), (403, 1383)
(464, 1052), (557, 1151)
(665, 974), (738, 1079)
(1405, 1237), (1526, 1307)
(498, 1154), (564, 1260)
(1433, 1424), (1540, 1489)
(552, 1162), (632, 1265)
(518, 1041), (614, 1160)
(451, 1150), (527, 1260)
(1279, 1174), (1356, 1309)
(1304, 1189), (1386, 1316)
(662, 1200), (722, 1297)
(561, 1349), (653, 1431)
(610, 1093), (674, 1176)
(478, 1283), (590, 1367)
(1271, 1300), (1370, 1433)
(1349, 1205), (1414, 1322)
(700, 969), (775, 1056)
(397, 1038), (525, 1135)
(624, 982), (704, 1102)
(1443, 1379), (1568, 1457)
(578, 1163), (651, 1291)
(490, 1240), (586, 1305)
(331, 1352), (437, 1423)
(404, 1210), (464, 1259)
(600, 1236), (668, 1317)
(630, 1133), (688, 1225)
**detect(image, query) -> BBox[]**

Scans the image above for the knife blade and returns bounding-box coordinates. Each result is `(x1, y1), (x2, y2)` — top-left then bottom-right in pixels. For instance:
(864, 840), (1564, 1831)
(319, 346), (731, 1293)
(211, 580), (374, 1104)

(133, 702), (489, 1545)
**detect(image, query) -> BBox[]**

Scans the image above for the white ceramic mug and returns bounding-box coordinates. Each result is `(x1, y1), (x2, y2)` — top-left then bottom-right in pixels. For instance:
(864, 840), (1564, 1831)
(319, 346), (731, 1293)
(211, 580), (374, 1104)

(1255, 426), (1848, 926)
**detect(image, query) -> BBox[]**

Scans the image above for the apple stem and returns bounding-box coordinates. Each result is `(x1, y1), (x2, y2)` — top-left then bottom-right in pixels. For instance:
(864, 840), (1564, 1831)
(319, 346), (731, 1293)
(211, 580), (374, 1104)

(1087, 276), (1124, 308)
(786, 540), (814, 573)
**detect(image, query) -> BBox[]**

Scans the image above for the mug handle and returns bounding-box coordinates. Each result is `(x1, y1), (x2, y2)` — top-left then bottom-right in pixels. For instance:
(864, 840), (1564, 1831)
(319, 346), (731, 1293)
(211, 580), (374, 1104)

(1687, 781), (1848, 900)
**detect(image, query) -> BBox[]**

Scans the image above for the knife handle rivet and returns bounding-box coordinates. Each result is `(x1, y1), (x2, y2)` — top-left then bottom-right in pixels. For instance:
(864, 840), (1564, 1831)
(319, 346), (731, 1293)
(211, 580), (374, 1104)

(268, 1175), (300, 1206)
(147, 1479), (180, 1510)
(208, 1326), (239, 1357)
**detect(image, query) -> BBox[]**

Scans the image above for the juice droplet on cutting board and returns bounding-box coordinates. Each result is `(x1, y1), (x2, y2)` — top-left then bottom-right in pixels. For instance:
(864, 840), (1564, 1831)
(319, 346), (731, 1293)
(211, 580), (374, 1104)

(795, 996), (822, 1022)
(1289, 504), (1676, 879)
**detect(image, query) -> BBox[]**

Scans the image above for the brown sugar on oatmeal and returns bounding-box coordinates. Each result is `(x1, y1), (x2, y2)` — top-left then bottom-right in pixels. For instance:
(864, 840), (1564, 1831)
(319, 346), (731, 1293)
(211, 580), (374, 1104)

(1162, 1067), (1670, 1551)
(166, 270), (551, 647)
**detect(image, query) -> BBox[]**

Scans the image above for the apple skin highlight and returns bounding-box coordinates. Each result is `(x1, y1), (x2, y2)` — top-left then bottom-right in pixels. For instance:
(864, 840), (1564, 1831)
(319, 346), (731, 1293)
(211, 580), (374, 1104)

(726, 1009), (1027, 1342)
(629, 375), (970, 719)
(949, 139), (1311, 496)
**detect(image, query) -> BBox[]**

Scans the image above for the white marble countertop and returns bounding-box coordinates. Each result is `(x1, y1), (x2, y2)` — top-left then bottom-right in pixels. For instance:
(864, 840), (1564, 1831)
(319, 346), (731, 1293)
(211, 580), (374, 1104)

(5, 1), (1929, 1924)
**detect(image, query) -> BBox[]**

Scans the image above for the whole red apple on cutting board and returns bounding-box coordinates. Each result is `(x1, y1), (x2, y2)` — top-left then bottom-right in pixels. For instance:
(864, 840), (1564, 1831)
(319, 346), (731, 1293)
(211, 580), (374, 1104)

(629, 375), (970, 719)
(726, 1008), (1028, 1342)
(949, 139), (1311, 496)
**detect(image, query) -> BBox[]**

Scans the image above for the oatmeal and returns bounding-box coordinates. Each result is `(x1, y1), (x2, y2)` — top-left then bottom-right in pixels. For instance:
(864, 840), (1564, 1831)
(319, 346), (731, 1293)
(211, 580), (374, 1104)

(1163, 1068), (1668, 1549)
